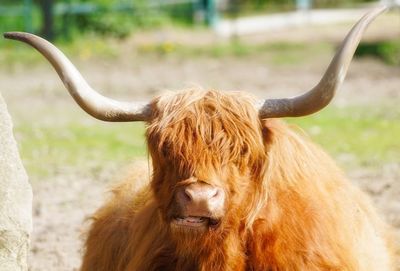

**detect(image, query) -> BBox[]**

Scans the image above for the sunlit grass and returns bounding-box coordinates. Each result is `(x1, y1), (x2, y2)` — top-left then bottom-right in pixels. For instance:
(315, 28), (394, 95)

(288, 104), (400, 170)
(137, 40), (332, 65)
(15, 121), (147, 177)
(356, 38), (400, 66)
(2, 30), (397, 70)
(0, 34), (118, 69)
(15, 104), (400, 178)
(1, 32), (333, 70)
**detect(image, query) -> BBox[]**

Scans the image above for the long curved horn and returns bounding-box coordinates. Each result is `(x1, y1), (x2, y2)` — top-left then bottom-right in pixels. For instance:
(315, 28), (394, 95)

(4, 32), (152, 122)
(257, 6), (387, 118)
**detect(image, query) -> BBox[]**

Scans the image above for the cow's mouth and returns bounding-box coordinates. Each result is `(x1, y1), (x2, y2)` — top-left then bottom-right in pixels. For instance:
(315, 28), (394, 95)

(172, 216), (220, 228)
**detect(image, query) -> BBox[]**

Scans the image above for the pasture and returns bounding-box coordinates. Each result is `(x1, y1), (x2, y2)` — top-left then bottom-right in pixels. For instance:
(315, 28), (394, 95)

(1, 13), (399, 270)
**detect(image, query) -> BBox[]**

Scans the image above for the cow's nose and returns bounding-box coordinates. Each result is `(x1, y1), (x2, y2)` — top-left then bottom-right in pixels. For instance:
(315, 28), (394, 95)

(176, 182), (224, 216)
(184, 183), (219, 202)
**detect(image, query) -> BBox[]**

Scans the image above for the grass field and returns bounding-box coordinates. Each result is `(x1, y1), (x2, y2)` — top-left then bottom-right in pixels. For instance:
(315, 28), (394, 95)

(14, 103), (400, 178)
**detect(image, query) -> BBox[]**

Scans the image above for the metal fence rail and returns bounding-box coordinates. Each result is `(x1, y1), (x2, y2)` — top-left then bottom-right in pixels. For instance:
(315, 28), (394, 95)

(0, 0), (217, 39)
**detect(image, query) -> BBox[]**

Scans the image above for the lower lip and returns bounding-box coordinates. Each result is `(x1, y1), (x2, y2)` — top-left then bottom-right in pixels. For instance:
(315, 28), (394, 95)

(173, 217), (208, 228)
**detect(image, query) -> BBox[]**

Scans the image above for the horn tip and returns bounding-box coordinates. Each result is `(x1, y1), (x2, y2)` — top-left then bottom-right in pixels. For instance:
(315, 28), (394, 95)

(4, 32), (31, 41)
(372, 5), (388, 15)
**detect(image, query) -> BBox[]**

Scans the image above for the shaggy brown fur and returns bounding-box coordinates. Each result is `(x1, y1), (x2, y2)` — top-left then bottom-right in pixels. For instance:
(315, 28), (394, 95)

(80, 89), (393, 271)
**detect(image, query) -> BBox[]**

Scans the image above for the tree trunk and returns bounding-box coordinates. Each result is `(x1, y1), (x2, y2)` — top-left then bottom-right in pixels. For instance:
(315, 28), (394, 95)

(39, 0), (55, 40)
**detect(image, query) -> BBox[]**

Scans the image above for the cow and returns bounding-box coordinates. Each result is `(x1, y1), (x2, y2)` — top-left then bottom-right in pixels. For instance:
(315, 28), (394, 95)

(4, 6), (394, 271)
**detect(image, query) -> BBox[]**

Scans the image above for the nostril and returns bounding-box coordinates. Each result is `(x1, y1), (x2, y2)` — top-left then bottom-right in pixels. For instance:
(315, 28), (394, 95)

(210, 188), (219, 199)
(184, 188), (193, 202)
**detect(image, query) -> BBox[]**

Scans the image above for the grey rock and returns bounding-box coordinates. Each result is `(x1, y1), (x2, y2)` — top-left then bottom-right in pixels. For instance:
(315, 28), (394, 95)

(0, 92), (32, 271)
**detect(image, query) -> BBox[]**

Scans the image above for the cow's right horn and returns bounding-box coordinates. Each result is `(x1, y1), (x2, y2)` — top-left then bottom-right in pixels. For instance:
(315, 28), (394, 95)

(4, 32), (152, 122)
(257, 6), (387, 119)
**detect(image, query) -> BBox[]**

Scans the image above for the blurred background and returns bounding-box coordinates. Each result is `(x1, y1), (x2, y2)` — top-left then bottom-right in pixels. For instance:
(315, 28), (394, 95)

(0, 0), (399, 270)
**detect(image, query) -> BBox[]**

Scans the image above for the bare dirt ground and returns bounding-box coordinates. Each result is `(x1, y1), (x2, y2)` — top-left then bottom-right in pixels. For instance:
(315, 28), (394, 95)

(1, 13), (399, 270)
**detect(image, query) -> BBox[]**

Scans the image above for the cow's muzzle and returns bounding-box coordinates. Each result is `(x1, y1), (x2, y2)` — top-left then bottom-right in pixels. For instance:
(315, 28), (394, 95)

(173, 182), (225, 229)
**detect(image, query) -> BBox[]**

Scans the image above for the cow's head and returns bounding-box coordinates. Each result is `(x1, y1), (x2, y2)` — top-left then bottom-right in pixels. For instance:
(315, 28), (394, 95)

(146, 90), (267, 234)
(4, 7), (386, 235)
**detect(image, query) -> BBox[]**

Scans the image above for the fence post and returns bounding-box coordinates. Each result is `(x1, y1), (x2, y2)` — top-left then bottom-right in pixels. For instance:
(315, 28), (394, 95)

(296, 0), (312, 11)
(192, 0), (204, 24)
(205, 0), (217, 27)
(23, 0), (33, 33)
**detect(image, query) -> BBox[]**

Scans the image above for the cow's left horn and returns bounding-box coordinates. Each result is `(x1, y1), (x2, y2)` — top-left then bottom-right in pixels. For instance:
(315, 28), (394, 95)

(257, 6), (387, 118)
(4, 32), (152, 122)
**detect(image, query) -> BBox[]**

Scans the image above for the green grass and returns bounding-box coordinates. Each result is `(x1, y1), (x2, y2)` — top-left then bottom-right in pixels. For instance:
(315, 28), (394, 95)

(137, 40), (332, 65)
(355, 39), (400, 66)
(0, 34), (119, 68)
(15, 104), (400, 178)
(2, 32), (397, 69)
(288, 104), (400, 170)
(1, 31), (332, 68)
(15, 121), (147, 177)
